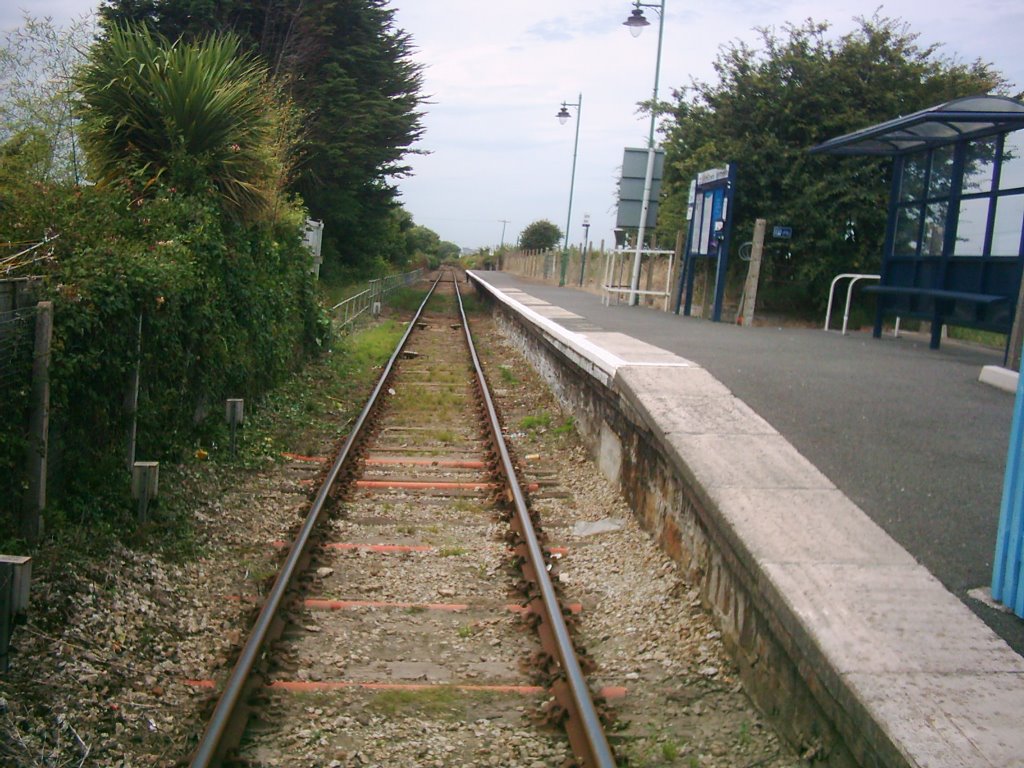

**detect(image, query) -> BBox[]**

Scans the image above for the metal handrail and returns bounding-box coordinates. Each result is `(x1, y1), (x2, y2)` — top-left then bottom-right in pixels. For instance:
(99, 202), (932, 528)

(602, 248), (676, 309)
(824, 273), (880, 335)
(455, 277), (616, 768)
(190, 273), (442, 767)
(331, 268), (424, 331)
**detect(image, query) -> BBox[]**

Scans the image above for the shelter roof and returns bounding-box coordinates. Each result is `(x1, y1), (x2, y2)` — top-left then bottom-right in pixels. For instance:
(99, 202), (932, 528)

(810, 95), (1024, 156)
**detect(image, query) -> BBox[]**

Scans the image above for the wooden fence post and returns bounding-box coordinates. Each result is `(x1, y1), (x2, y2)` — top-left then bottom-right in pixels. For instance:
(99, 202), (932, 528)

(739, 219), (767, 327)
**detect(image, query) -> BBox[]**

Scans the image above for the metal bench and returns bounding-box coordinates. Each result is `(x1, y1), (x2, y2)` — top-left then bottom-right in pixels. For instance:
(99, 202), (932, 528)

(863, 285), (1009, 348)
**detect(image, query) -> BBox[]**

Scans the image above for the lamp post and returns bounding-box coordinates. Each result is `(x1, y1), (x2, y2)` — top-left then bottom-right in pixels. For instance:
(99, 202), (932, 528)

(498, 219), (510, 270)
(622, 0), (665, 305)
(557, 94), (582, 287)
(579, 213), (591, 286)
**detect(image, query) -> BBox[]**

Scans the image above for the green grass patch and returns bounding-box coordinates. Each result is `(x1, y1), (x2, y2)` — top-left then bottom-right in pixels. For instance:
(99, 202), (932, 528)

(737, 720), (752, 747)
(197, 317), (405, 471)
(519, 412), (552, 431)
(948, 326), (1007, 349)
(498, 365), (518, 384)
(387, 285), (430, 313)
(438, 545), (467, 557)
(459, 291), (484, 314)
(553, 416), (576, 436)
(366, 686), (503, 719)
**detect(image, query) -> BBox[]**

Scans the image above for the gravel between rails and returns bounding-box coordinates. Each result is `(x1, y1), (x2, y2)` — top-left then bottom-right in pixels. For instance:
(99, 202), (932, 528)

(0, 297), (807, 768)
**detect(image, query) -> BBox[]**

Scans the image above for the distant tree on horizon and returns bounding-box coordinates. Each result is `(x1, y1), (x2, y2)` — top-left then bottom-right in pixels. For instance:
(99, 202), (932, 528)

(519, 219), (562, 251)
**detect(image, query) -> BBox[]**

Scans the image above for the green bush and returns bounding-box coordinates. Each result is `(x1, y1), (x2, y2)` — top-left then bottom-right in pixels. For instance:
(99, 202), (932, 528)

(1, 179), (328, 531)
(1, 20), (328, 538)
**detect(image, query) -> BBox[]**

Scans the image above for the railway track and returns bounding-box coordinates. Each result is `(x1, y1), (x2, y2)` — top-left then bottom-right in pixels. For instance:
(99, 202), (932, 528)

(189, 270), (616, 767)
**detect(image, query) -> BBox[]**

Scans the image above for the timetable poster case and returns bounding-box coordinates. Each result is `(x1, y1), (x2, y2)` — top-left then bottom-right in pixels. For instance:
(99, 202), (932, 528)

(679, 163), (737, 321)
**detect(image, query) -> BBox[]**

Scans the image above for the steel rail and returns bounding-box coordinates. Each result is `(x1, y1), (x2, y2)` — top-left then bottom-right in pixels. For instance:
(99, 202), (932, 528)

(189, 272), (441, 767)
(454, 278), (616, 767)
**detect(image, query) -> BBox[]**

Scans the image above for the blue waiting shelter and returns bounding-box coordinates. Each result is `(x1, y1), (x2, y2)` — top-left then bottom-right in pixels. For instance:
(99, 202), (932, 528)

(811, 95), (1024, 350)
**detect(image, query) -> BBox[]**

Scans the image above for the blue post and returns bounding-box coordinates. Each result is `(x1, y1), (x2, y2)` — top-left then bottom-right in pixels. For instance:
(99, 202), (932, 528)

(993, 346), (1024, 617)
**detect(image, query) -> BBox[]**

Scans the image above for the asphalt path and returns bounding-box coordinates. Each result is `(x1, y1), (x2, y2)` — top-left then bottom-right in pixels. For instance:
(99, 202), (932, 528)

(480, 272), (1024, 655)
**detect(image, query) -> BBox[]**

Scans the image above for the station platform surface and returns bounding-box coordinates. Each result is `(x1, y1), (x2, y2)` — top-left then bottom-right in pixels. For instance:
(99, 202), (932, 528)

(473, 271), (1022, 655)
(471, 270), (1024, 766)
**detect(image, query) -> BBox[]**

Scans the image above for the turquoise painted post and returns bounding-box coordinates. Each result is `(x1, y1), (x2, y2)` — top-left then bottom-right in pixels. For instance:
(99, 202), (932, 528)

(993, 350), (1024, 617)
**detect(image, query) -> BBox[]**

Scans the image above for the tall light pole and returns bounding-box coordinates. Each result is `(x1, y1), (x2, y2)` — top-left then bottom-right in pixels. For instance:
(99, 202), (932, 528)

(579, 213), (591, 286)
(498, 219), (510, 270)
(623, 0), (665, 305)
(557, 94), (582, 287)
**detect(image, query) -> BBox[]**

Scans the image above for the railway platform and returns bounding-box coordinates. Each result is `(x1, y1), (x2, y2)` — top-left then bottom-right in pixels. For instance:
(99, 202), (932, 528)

(469, 269), (1024, 768)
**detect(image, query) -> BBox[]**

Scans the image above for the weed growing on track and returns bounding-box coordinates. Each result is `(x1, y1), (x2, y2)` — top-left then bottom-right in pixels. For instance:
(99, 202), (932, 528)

(368, 687), (501, 719)
(519, 412), (552, 431)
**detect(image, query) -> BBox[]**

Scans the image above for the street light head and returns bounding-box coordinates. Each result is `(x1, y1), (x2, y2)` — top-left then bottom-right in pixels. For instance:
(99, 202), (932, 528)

(556, 104), (571, 125)
(623, 7), (649, 36)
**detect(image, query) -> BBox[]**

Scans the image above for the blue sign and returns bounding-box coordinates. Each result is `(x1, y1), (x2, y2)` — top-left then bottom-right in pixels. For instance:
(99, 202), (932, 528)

(772, 225), (793, 239)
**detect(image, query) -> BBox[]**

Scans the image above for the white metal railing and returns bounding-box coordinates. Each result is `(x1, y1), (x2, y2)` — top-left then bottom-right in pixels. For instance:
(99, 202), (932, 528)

(824, 273), (880, 335)
(331, 268), (423, 332)
(602, 248), (676, 310)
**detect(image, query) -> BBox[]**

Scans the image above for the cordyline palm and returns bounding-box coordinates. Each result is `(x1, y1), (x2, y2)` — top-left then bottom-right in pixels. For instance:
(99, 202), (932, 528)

(75, 24), (281, 221)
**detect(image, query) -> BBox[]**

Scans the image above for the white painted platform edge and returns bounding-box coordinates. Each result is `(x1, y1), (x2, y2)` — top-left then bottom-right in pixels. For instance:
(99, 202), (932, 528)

(468, 272), (626, 377)
(979, 365), (1019, 394)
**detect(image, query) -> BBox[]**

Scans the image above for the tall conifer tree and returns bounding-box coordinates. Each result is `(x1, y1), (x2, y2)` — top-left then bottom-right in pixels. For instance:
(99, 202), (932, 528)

(100, 0), (425, 276)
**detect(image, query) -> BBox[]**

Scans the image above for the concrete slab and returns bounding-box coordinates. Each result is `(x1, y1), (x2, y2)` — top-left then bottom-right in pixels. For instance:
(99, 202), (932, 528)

(537, 307), (583, 319)
(761, 561), (1024, 675)
(709, 487), (918, 566)
(670, 433), (837, 492)
(615, 362), (733, 402)
(845, 670), (1024, 768)
(583, 332), (692, 366)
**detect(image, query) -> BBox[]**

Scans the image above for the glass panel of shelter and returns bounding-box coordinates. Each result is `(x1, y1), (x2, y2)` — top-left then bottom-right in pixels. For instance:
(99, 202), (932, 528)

(900, 154), (927, 202)
(894, 204), (922, 254)
(893, 134), (1024, 261)
(923, 202), (947, 256)
(963, 137), (997, 195)
(953, 197), (989, 256)
(927, 145), (956, 201)
(1000, 131), (1024, 191)
(991, 194), (1024, 256)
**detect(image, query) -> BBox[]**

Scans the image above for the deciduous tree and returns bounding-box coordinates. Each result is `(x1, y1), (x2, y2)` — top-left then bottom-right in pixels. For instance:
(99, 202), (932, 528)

(519, 219), (562, 251)
(657, 15), (1007, 312)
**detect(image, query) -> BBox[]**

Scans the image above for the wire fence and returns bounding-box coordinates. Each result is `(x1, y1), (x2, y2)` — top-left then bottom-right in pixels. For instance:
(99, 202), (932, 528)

(0, 306), (35, 392)
(1, 305), (37, 525)
(330, 269), (424, 332)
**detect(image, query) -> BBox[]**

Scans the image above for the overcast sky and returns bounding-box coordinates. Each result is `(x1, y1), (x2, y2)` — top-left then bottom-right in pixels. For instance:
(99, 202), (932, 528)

(5, 0), (1024, 250)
